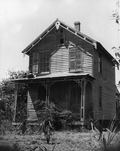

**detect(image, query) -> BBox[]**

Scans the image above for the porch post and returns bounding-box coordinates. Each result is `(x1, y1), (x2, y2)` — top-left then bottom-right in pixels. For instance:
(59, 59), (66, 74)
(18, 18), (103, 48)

(47, 83), (50, 105)
(44, 82), (50, 106)
(80, 78), (86, 126)
(13, 83), (18, 122)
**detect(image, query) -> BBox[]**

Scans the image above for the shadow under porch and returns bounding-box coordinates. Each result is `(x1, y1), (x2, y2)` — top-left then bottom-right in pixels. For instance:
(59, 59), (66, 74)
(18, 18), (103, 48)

(27, 79), (93, 126)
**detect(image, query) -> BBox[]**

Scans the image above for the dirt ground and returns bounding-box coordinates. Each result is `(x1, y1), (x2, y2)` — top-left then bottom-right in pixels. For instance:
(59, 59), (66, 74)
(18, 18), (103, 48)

(0, 130), (104, 151)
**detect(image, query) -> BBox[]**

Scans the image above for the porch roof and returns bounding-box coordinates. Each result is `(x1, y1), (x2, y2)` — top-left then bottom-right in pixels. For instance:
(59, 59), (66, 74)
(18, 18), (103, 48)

(9, 72), (95, 83)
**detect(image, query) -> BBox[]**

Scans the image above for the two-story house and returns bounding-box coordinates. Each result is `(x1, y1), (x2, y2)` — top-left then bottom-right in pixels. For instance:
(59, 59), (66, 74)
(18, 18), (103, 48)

(12, 19), (117, 126)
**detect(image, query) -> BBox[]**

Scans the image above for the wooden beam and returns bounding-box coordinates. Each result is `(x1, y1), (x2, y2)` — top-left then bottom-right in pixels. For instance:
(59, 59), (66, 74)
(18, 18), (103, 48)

(80, 79), (86, 126)
(13, 84), (18, 122)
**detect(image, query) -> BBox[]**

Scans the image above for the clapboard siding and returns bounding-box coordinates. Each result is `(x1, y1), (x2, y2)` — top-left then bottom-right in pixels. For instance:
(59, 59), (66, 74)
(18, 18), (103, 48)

(93, 46), (116, 120)
(51, 47), (69, 73)
(29, 27), (94, 76)
(27, 85), (38, 121)
(82, 52), (93, 76)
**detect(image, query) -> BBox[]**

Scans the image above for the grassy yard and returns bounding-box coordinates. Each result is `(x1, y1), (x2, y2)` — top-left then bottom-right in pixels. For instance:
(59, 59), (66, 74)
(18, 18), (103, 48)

(0, 130), (116, 151)
(0, 130), (120, 151)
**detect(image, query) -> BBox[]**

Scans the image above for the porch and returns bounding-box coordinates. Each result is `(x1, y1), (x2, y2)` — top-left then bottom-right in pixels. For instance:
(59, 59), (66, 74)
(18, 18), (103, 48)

(12, 73), (94, 126)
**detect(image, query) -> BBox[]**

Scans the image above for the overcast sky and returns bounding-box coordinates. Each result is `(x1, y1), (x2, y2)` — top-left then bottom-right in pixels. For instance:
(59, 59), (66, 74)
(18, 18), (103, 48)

(0, 0), (120, 84)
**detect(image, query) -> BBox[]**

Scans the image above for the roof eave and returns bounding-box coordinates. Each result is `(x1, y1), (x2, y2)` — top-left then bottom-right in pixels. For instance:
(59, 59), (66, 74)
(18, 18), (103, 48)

(22, 19), (58, 55)
(22, 19), (97, 55)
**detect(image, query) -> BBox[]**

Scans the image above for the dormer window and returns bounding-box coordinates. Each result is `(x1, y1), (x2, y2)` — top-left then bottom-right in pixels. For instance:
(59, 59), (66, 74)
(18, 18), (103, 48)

(69, 47), (82, 72)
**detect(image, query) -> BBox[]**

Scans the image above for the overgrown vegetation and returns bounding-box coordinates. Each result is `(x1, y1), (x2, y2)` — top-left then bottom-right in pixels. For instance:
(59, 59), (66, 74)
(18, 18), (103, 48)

(90, 117), (120, 151)
(0, 70), (28, 133)
(0, 70), (120, 151)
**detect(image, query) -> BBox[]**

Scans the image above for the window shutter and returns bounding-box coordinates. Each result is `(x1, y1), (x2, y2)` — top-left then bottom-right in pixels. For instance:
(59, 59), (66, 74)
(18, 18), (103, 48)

(69, 49), (76, 70)
(69, 47), (82, 71)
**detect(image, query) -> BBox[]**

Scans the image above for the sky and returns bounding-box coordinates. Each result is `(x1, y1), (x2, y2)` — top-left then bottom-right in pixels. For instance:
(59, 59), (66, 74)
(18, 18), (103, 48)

(0, 0), (120, 85)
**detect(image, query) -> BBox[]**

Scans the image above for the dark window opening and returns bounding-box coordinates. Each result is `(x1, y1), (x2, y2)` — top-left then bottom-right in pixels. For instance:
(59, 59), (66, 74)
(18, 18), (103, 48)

(99, 86), (102, 109)
(60, 38), (64, 44)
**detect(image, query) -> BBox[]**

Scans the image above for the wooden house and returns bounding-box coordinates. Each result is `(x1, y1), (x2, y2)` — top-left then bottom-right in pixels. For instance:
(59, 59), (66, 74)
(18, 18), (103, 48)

(12, 19), (117, 126)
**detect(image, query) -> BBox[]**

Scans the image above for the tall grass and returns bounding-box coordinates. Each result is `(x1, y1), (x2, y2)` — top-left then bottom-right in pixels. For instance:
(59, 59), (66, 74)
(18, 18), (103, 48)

(100, 119), (120, 151)
(91, 116), (120, 151)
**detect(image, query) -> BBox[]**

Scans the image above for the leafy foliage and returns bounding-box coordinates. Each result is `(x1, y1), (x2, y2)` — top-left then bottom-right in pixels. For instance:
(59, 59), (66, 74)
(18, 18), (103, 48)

(0, 70), (28, 124)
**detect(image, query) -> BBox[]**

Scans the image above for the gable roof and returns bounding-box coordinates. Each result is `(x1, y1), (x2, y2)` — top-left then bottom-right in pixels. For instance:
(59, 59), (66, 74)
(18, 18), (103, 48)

(21, 18), (118, 66)
(22, 18), (97, 55)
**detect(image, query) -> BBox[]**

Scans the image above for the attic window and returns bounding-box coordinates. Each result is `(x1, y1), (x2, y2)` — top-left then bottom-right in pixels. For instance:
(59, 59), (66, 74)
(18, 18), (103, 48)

(69, 47), (82, 72)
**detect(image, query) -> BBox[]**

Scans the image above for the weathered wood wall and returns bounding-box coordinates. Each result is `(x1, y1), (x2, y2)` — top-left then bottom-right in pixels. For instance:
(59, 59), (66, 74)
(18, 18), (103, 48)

(93, 46), (116, 120)
(27, 26), (116, 121)
(51, 47), (69, 73)
(85, 81), (93, 118)
(29, 27), (93, 76)
(82, 53), (93, 76)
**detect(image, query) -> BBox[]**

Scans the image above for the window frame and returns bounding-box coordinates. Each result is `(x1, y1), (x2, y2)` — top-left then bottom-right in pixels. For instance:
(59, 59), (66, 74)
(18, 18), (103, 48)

(39, 51), (50, 74)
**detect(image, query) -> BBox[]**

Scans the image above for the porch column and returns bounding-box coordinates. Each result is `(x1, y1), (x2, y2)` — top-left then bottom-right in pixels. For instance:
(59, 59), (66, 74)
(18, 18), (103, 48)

(46, 83), (50, 105)
(13, 83), (18, 122)
(80, 78), (86, 126)
(41, 81), (50, 106)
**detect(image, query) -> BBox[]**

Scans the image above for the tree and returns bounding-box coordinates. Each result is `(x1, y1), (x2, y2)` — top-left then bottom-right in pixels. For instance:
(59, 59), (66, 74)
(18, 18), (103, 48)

(112, 1), (120, 83)
(0, 70), (28, 123)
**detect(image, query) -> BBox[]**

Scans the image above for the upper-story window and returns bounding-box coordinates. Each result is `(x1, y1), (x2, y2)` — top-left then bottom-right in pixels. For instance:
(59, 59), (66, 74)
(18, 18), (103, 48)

(98, 53), (102, 73)
(39, 51), (50, 74)
(69, 47), (82, 72)
(32, 53), (38, 74)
